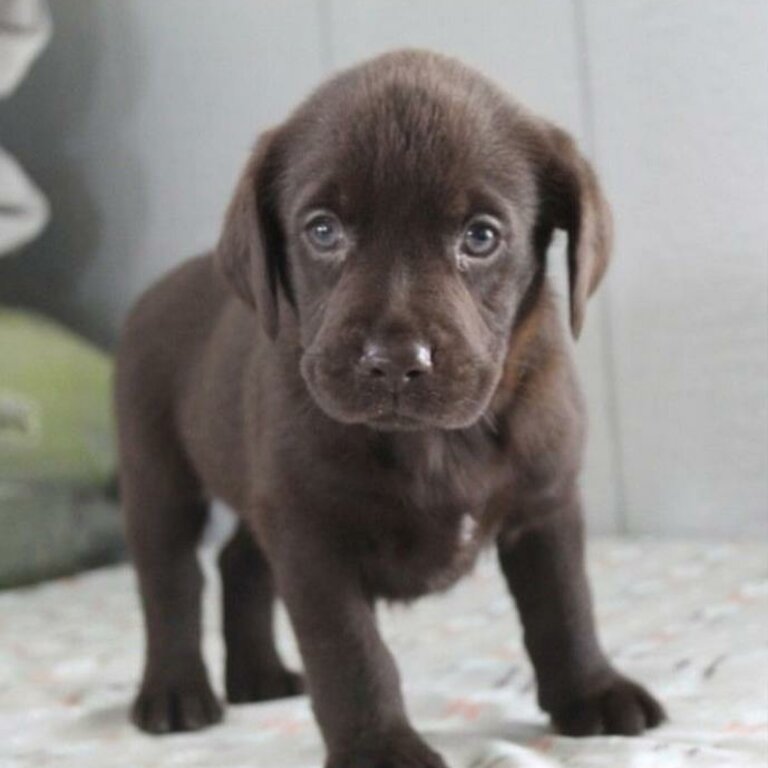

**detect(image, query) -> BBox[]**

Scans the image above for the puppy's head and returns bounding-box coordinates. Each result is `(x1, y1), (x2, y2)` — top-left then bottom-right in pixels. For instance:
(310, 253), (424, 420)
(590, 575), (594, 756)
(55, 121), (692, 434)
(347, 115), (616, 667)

(217, 50), (611, 431)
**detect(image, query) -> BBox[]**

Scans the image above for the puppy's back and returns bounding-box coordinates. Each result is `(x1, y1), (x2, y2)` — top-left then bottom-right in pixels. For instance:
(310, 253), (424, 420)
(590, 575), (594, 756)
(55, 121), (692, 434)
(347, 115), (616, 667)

(114, 253), (236, 460)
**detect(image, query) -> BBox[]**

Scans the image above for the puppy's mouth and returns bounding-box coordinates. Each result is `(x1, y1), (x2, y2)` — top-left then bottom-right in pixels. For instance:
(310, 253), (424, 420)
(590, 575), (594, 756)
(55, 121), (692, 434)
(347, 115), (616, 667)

(363, 401), (431, 432)
(368, 417), (423, 431)
(347, 406), (453, 432)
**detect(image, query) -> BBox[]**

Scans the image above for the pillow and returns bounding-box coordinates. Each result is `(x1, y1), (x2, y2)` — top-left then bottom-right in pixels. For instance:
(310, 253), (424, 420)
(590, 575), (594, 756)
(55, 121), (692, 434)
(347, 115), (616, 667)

(0, 309), (122, 587)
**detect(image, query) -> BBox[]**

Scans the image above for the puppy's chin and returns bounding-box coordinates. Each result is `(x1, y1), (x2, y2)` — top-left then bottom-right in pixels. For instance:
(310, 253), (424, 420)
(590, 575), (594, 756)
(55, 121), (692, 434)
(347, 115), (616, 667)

(309, 396), (486, 432)
(363, 411), (485, 432)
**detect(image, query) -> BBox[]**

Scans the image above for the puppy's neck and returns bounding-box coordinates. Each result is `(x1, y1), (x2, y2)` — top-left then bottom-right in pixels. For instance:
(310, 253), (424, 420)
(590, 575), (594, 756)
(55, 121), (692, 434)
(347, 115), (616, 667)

(364, 419), (506, 513)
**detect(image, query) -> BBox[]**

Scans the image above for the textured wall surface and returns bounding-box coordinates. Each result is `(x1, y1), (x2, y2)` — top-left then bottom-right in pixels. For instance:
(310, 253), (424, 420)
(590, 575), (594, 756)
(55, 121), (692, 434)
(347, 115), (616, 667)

(581, 0), (768, 536)
(0, 0), (765, 535)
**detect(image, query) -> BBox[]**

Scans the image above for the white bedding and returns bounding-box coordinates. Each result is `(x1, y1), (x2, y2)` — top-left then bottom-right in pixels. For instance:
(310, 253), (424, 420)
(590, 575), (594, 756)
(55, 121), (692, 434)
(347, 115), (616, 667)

(1, 538), (766, 767)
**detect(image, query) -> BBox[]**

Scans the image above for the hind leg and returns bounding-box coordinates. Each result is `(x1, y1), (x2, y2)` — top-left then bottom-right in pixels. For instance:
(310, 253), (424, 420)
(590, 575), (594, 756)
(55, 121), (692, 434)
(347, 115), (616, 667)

(219, 522), (304, 703)
(121, 445), (222, 733)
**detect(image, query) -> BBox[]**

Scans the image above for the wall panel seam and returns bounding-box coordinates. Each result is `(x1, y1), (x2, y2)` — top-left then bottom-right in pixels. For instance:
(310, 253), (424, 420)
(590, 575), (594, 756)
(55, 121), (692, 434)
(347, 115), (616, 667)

(573, 0), (628, 533)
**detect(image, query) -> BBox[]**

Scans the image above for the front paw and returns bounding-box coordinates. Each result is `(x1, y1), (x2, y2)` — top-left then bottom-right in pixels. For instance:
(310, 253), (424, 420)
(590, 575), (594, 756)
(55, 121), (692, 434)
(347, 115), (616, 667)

(327, 729), (447, 768)
(551, 674), (665, 736)
(132, 671), (223, 734)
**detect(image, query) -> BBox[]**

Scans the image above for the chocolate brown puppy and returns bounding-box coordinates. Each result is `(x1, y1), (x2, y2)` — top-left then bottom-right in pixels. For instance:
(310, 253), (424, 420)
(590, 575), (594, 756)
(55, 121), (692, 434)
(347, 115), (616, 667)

(116, 50), (664, 767)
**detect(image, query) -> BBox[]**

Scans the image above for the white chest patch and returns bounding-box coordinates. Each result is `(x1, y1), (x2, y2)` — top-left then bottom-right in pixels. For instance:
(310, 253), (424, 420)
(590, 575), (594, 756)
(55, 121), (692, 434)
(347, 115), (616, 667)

(459, 514), (478, 547)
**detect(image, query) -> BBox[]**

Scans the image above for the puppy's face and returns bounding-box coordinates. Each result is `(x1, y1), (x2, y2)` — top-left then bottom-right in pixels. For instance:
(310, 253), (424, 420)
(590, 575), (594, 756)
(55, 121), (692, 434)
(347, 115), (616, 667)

(288, 100), (536, 431)
(218, 51), (611, 431)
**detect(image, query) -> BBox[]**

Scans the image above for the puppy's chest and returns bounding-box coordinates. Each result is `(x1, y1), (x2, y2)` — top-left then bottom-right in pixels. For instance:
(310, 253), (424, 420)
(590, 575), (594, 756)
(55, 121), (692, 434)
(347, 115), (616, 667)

(346, 432), (510, 599)
(356, 506), (487, 599)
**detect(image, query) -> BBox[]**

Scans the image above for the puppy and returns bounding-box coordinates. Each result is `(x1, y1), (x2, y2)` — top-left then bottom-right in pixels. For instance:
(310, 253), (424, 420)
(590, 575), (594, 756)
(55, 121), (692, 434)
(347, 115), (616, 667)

(116, 49), (664, 767)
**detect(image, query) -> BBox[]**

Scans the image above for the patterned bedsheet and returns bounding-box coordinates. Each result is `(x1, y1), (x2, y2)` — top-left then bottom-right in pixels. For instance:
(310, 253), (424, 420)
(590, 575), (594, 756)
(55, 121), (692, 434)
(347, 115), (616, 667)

(1, 538), (766, 767)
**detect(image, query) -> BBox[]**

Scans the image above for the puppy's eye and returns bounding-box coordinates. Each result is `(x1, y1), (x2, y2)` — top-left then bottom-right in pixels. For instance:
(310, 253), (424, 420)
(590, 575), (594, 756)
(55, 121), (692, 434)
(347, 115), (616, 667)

(305, 213), (344, 252)
(461, 217), (501, 258)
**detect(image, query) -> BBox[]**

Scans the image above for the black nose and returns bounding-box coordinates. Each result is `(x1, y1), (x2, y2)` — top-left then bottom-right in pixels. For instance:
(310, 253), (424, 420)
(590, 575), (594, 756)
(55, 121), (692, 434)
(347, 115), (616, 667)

(358, 340), (433, 389)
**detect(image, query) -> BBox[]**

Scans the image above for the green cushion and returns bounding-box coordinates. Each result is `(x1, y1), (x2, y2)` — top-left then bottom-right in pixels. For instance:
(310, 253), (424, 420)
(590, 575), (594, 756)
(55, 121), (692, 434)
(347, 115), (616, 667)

(0, 310), (123, 587)
(0, 309), (114, 483)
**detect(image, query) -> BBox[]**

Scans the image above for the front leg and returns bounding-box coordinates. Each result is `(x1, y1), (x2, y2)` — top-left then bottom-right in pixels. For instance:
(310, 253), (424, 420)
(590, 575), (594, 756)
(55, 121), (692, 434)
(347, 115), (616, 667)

(496, 489), (665, 736)
(268, 524), (446, 768)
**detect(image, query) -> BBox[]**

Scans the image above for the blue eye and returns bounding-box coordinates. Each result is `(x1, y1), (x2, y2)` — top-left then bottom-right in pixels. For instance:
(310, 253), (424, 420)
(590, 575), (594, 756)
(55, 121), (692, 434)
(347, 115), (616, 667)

(306, 213), (344, 251)
(462, 218), (501, 257)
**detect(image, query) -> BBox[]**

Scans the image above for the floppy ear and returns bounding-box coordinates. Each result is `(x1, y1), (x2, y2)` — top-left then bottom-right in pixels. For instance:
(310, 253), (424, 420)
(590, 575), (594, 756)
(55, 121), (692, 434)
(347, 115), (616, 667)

(535, 125), (612, 339)
(216, 128), (287, 339)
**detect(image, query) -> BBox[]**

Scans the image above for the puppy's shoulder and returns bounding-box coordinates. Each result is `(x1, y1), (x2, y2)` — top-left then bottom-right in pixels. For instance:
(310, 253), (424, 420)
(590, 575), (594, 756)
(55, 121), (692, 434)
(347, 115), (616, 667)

(116, 253), (233, 390)
(120, 253), (229, 344)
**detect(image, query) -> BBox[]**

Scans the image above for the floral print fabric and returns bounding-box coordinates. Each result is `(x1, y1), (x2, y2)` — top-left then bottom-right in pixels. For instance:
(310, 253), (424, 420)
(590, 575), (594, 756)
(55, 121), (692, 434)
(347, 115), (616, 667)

(1, 538), (765, 767)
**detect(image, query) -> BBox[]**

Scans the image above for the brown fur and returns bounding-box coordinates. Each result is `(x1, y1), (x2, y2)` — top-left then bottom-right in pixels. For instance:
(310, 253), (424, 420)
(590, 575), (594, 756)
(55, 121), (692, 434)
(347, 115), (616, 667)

(115, 50), (663, 767)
